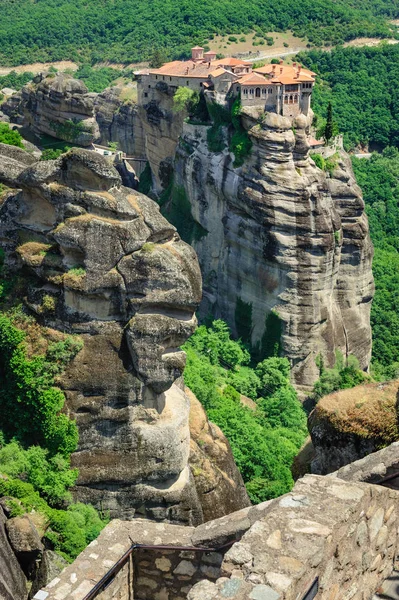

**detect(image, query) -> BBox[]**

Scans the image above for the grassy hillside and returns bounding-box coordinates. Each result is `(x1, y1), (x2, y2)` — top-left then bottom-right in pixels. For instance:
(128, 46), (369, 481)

(0, 0), (398, 66)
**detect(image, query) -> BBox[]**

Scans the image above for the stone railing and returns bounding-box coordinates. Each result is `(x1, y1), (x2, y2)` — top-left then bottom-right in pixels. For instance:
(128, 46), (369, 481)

(33, 500), (275, 600)
(34, 448), (399, 600)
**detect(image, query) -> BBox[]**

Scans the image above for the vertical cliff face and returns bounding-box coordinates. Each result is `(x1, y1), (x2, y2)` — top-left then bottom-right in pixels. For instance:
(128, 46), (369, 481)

(174, 109), (374, 388)
(0, 147), (250, 524)
(138, 84), (186, 191)
(94, 87), (146, 157)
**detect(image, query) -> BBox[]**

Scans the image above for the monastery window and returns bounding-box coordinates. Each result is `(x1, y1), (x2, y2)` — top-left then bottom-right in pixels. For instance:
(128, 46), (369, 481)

(262, 88), (266, 96)
(268, 88), (273, 94)
(294, 94), (298, 103)
(243, 88), (248, 95)
(170, 77), (172, 81)
(144, 92), (148, 97)
(163, 76), (165, 80)
(284, 95), (288, 104)
(255, 87), (261, 97)
(249, 88), (254, 95)
(186, 81), (189, 86)
(155, 75), (158, 80)
(289, 95), (293, 104)
(148, 85), (151, 88)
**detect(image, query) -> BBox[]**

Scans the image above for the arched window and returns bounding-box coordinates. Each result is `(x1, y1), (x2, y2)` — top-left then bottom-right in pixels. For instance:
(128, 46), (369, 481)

(255, 87), (261, 97)
(289, 95), (293, 104)
(294, 94), (298, 103)
(284, 95), (288, 104)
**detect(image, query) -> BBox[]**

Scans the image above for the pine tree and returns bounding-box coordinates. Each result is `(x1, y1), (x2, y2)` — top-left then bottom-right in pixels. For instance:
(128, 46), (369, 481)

(324, 101), (334, 144)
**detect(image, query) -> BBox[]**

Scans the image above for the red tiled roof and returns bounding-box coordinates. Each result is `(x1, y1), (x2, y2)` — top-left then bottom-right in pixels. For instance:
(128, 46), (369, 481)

(149, 60), (213, 78)
(238, 72), (270, 86)
(254, 63), (315, 84)
(212, 57), (251, 67)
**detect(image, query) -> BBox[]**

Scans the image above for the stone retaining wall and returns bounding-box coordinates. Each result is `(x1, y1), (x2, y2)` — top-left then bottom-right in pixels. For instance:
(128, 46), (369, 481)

(34, 461), (399, 600)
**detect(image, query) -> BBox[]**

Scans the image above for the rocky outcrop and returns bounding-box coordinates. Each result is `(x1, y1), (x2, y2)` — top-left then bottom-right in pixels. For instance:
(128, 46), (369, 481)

(309, 380), (399, 474)
(6, 515), (44, 579)
(94, 87), (146, 157)
(138, 84), (186, 191)
(173, 109), (374, 388)
(1, 75), (147, 157)
(0, 147), (248, 524)
(187, 388), (250, 521)
(0, 507), (27, 600)
(2, 73), (99, 146)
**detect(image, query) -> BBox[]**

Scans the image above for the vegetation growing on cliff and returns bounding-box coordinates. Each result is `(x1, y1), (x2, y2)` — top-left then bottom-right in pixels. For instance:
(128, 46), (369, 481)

(0, 258), (108, 561)
(0, 123), (24, 148)
(0, 0), (397, 66)
(183, 320), (307, 503)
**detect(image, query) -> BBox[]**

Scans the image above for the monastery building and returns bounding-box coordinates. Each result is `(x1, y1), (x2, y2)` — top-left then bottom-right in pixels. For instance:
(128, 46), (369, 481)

(138, 47), (316, 117)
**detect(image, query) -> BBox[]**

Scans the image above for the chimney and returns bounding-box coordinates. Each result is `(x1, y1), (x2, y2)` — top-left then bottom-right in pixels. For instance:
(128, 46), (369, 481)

(280, 67), (283, 74)
(298, 64), (302, 72)
(279, 59), (283, 65)
(293, 62), (297, 67)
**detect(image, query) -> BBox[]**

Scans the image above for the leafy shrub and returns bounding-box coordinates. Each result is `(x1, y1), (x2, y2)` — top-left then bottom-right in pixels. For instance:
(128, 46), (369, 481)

(0, 439), (77, 505)
(312, 351), (369, 400)
(0, 477), (108, 561)
(0, 123), (24, 148)
(0, 313), (80, 456)
(41, 148), (66, 161)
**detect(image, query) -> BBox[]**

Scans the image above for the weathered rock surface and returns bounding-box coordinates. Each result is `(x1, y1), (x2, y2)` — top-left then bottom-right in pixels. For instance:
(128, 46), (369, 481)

(0, 507), (27, 600)
(187, 387), (251, 520)
(138, 84), (186, 191)
(309, 380), (399, 474)
(1, 76), (147, 158)
(29, 550), (68, 599)
(94, 86), (146, 157)
(174, 109), (374, 388)
(6, 515), (43, 579)
(2, 73), (99, 146)
(0, 146), (248, 525)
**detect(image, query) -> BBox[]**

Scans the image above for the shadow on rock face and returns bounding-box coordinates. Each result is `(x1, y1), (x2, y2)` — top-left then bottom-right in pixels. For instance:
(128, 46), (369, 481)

(0, 148), (205, 522)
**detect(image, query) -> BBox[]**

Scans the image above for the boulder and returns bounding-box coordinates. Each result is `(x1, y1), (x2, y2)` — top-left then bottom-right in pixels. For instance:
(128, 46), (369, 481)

(308, 380), (399, 474)
(6, 515), (44, 578)
(30, 550), (68, 598)
(0, 507), (27, 600)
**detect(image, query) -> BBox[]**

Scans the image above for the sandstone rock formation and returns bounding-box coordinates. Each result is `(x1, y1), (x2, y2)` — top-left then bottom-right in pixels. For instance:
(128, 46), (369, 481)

(0, 507), (27, 600)
(0, 147), (248, 524)
(173, 109), (374, 388)
(94, 87), (146, 157)
(309, 380), (399, 474)
(1, 74), (147, 158)
(138, 83), (186, 191)
(2, 73), (100, 146)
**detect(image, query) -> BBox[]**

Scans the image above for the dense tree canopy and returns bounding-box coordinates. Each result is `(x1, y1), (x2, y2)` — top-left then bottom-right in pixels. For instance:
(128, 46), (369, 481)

(183, 320), (307, 503)
(352, 149), (399, 379)
(0, 0), (397, 66)
(299, 44), (399, 150)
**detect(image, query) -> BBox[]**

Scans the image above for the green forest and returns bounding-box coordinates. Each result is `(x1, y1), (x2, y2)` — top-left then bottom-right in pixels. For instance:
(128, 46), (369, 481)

(352, 149), (399, 380)
(0, 0), (398, 66)
(182, 320), (308, 502)
(299, 44), (399, 150)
